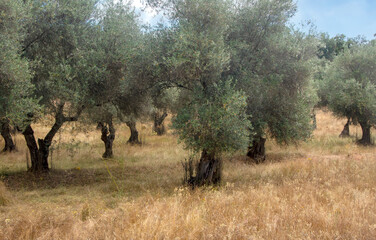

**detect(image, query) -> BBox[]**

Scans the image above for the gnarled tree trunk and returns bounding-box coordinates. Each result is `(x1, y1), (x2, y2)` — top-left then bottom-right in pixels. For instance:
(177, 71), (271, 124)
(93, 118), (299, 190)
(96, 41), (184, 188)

(23, 121), (62, 172)
(126, 120), (140, 145)
(1, 119), (16, 153)
(23, 125), (46, 171)
(22, 103), (82, 172)
(99, 118), (116, 158)
(153, 112), (168, 136)
(188, 150), (222, 187)
(358, 121), (372, 145)
(247, 137), (266, 163)
(339, 118), (350, 138)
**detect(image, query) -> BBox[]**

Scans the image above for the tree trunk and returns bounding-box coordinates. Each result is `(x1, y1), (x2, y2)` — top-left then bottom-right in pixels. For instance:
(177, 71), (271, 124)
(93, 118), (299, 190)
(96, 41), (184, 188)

(153, 112), (168, 136)
(22, 125), (49, 172)
(1, 119), (16, 153)
(100, 119), (115, 158)
(247, 137), (266, 163)
(126, 120), (140, 145)
(358, 121), (372, 145)
(311, 112), (317, 130)
(188, 150), (222, 187)
(22, 103), (81, 172)
(339, 118), (350, 138)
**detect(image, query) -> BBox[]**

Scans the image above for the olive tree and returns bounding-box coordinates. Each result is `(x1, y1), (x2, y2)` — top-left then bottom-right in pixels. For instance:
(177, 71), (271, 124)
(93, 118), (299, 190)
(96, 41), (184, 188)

(226, 0), (317, 162)
(21, 0), (98, 171)
(162, 0), (251, 186)
(116, 27), (178, 143)
(147, 29), (176, 136)
(173, 82), (251, 186)
(83, 0), (142, 157)
(324, 42), (376, 145)
(315, 34), (363, 137)
(117, 31), (159, 145)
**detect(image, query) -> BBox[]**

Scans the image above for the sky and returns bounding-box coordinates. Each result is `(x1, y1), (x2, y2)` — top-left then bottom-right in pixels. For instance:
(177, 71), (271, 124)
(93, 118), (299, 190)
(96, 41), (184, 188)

(291, 0), (376, 40)
(131, 0), (376, 40)
(131, 0), (165, 26)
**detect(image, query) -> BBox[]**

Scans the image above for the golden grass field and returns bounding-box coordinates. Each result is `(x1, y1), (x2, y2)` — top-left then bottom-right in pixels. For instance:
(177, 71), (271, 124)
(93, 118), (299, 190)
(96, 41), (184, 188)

(1, 110), (376, 239)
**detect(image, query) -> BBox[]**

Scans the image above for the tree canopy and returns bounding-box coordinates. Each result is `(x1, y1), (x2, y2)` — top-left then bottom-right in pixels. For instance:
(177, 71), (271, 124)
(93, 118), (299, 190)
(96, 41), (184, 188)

(0, 0), (37, 127)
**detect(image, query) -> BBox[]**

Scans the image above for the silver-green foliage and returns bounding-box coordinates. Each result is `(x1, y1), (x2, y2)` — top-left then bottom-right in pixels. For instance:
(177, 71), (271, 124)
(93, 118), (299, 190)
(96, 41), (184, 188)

(0, 0), (38, 128)
(167, 0), (252, 155)
(227, 0), (317, 144)
(24, 0), (98, 116)
(325, 43), (376, 126)
(172, 81), (251, 154)
(84, 0), (143, 121)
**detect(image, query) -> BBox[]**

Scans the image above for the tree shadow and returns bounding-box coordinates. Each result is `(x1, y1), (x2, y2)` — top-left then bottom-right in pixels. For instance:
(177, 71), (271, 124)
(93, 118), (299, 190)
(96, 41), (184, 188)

(1, 162), (182, 196)
(233, 151), (307, 165)
(2, 168), (108, 191)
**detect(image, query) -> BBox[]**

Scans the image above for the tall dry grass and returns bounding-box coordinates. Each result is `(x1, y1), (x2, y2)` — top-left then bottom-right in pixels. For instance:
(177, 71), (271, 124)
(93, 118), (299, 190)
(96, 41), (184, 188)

(0, 110), (376, 239)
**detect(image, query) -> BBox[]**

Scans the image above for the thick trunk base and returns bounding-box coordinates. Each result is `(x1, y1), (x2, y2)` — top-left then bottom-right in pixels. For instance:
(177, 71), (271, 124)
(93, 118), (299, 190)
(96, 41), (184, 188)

(247, 137), (266, 163)
(99, 121), (115, 158)
(186, 150), (222, 187)
(153, 125), (165, 136)
(339, 119), (350, 138)
(126, 121), (140, 145)
(153, 112), (168, 136)
(34, 139), (50, 171)
(357, 122), (372, 145)
(1, 120), (16, 153)
(23, 125), (49, 172)
(102, 146), (113, 158)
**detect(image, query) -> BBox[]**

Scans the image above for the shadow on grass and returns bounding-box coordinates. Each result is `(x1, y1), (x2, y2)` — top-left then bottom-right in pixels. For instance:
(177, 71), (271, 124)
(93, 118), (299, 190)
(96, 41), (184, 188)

(1, 162), (182, 196)
(231, 151), (307, 166)
(2, 168), (108, 191)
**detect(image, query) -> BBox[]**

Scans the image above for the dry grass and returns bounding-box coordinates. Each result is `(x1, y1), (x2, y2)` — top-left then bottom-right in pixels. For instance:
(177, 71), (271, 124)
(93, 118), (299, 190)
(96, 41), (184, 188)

(0, 110), (376, 239)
